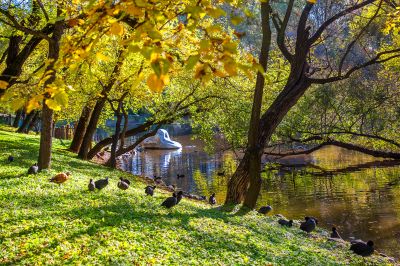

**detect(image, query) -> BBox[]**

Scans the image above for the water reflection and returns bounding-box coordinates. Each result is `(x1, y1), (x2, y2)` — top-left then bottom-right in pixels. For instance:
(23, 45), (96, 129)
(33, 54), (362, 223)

(123, 136), (400, 258)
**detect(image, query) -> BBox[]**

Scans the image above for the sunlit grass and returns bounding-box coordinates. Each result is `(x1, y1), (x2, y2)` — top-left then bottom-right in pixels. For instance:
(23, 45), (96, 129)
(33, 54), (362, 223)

(0, 126), (394, 265)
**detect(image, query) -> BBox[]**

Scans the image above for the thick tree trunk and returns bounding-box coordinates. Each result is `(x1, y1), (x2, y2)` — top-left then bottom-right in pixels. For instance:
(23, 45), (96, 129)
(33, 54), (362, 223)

(38, 13), (64, 170)
(225, 74), (311, 205)
(38, 104), (53, 169)
(12, 109), (23, 128)
(78, 100), (106, 159)
(241, 2), (271, 209)
(78, 51), (124, 160)
(69, 104), (93, 153)
(17, 111), (36, 133)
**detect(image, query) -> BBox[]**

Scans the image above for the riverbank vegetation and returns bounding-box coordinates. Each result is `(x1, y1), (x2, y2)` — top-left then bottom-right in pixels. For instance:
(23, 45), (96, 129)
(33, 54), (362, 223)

(0, 127), (394, 265)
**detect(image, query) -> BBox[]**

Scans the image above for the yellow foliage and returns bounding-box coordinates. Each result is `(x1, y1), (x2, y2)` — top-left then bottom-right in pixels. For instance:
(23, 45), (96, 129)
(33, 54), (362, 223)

(96, 52), (110, 61)
(0, 80), (9, 89)
(109, 22), (124, 36)
(45, 99), (62, 111)
(147, 73), (169, 93)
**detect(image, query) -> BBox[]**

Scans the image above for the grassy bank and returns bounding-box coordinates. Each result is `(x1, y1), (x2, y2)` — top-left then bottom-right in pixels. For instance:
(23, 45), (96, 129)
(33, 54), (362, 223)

(0, 126), (394, 265)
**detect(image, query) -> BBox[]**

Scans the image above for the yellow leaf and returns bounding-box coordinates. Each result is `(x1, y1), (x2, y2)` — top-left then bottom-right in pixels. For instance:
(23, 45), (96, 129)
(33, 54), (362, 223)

(45, 98), (61, 111)
(224, 61), (237, 76)
(147, 73), (166, 93)
(0, 80), (9, 89)
(53, 90), (69, 107)
(96, 52), (110, 61)
(307, 0), (317, 3)
(207, 8), (226, 18)
(231, 16), (243, 26)
(199, 40), (210, 51)
(26, 97), (42, 113)
(110, 22), (124, 36)
(206, 25), (221, 35)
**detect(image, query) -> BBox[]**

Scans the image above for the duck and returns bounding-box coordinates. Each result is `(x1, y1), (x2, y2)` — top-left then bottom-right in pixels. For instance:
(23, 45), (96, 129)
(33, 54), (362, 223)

(28, 163), (39, 175)
(258, 205), (272, 214)
(300, 216), (317, 233)
(145, 185), (156, 196)
(278, 219), (293, 227)
(88, 179), (95, 191)
(200, 195), (207, 200)
(209, 193), (216, 205)
(161, 193), (177, 208)
(7, 155), (14, 163)
(350, 240), (374, 256)
(94, 177), (109, 190)
(117, 180), (129, 190)
(49, 172), (71, 184)
(119, 177), (131, 185)
(217, 170), (225, 176)
(177, 174), (185, 179)
(176, 191), (184, 204)
(331, 227), (342, 239)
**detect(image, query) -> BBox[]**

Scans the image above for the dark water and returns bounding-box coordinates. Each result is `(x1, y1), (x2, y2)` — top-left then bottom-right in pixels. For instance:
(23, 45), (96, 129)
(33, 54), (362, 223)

(122, 136), (400, 258)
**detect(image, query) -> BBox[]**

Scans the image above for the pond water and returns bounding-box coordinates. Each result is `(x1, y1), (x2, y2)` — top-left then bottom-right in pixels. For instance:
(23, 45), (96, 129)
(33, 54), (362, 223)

(121, 135), (400, 258)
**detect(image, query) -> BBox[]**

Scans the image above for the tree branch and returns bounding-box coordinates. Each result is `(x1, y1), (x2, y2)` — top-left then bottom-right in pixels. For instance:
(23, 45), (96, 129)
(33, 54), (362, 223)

(308, 0), (376, 46)
(0, 8), (52, 41)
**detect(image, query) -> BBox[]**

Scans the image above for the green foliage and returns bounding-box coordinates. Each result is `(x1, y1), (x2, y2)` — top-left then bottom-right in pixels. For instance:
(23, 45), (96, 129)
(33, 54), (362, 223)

(0, 126), (393, 265)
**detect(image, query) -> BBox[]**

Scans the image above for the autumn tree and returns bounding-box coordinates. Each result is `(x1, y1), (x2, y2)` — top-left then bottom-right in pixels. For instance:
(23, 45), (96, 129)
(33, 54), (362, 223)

(225, 0), (400, 208)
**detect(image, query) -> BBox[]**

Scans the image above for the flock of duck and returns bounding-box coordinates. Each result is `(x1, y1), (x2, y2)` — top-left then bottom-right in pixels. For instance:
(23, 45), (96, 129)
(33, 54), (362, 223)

(262, 210), (374, 257)
(9, 156), (375, 258)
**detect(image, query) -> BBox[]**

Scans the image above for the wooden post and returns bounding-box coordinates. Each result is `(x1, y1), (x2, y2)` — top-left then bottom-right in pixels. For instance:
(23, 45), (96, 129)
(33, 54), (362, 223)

(66, 124), (70, 139)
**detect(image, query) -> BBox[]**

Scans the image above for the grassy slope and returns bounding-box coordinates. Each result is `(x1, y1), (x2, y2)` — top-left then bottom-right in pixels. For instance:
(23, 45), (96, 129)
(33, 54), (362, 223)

(0, 126), (393, 265)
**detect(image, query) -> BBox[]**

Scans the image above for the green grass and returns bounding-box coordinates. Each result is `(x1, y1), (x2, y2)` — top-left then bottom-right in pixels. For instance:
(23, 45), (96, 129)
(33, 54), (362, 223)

(0, 125), (394, 265)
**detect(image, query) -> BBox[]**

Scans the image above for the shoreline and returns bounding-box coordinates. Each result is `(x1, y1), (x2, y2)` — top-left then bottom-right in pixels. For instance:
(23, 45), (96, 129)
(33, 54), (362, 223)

(91, 148), (397, 262)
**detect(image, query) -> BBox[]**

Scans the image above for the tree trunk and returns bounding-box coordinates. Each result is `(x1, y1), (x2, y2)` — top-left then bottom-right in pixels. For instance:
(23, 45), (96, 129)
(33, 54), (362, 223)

(242, 2), (271, 209)
(17, 111), (36, 133)
(78, 51), (124, 160)
(69, 104), (93, 153)
(226, 74), (311, 205)
(78, 99), (106, 159)
(26, 111), (40, 133)
(225, 2), (271, 208)
(108, 103), (123, 168)
(119, 107), (129, 150)
(38, 13), (64, 170)
(13, 109), (23, 128)
(38, 104), (53, 169)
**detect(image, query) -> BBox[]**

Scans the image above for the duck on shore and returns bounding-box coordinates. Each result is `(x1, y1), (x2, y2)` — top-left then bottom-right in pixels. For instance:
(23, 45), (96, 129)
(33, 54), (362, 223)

(278, 219), (293, 227)
(258, 205), (272, 214)
(145, 185), (156, 196)
(300, 216), (317, 233)
(161, 193), (177, 208)
(94, 177), (109, 190)
(28, 163), (38, 175)
(209, 193), (216, 205)
(350, 240), (374, 256)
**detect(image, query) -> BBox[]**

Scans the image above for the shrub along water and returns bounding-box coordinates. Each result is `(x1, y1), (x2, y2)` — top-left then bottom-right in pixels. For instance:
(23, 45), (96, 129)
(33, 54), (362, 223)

(0, 126), (394, 265)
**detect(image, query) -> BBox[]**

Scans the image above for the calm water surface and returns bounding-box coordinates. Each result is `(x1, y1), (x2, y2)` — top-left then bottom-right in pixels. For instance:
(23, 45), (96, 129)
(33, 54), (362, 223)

(122, 135), (400, 258)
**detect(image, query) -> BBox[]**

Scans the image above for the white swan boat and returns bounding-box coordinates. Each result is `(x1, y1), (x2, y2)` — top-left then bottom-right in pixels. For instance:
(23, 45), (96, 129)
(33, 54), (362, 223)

(142, 129), (182, 149)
